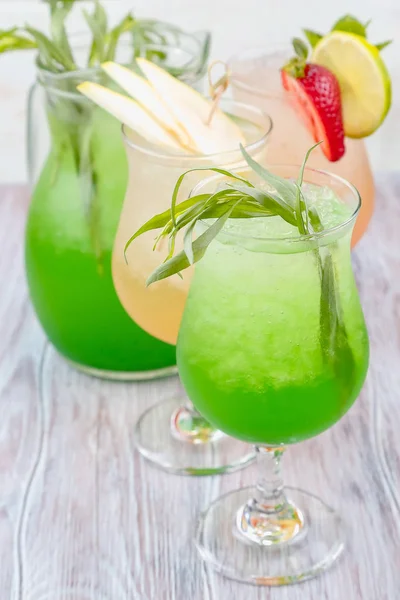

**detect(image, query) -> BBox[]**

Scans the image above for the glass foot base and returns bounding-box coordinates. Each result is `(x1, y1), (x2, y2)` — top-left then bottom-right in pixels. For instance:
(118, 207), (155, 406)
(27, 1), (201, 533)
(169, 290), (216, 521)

(196, 486), (345, 585)
(66, 357), (178, 382)
(134, 397), (256, 476)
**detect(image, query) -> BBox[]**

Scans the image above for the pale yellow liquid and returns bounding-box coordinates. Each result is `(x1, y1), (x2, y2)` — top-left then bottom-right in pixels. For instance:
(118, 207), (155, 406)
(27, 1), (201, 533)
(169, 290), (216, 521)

(230, 50), (375, 246)
(112, 107), (270, 346)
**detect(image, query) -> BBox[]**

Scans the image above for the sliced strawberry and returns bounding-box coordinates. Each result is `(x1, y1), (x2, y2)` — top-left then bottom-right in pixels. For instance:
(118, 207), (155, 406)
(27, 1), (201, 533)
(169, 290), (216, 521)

(281, 64), (345, 162)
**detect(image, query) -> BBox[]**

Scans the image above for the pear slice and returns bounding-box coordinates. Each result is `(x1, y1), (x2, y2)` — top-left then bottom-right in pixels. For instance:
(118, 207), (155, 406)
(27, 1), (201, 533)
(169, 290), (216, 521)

(77, 82), (184, 151)
(136, 57), (246, 155)
(101, 62), (195, 151)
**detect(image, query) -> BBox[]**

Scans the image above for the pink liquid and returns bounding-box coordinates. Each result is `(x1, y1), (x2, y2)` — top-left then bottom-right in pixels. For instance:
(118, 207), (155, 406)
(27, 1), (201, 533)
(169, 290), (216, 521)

(230, 49), (374, 246)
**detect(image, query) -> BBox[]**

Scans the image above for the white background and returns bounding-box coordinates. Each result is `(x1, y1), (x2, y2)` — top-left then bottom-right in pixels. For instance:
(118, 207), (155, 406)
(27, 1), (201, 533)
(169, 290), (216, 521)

(0, 0), (399, 183)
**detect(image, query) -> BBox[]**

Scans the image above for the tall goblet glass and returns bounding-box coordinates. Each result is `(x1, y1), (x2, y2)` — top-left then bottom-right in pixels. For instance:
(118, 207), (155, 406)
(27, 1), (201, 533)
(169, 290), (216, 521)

(177, 166), (369, 582)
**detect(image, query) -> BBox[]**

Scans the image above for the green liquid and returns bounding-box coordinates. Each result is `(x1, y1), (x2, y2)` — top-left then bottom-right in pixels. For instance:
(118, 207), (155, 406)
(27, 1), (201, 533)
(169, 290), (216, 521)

(25, 109), (176, 373)
(177, 194), (369, 445)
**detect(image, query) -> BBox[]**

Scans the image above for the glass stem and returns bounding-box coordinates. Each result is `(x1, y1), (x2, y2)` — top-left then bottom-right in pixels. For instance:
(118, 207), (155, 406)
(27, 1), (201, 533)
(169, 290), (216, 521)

(170, 399), (224, 444)
(255, 446), (287, 512)
(237, 446), (304, 545)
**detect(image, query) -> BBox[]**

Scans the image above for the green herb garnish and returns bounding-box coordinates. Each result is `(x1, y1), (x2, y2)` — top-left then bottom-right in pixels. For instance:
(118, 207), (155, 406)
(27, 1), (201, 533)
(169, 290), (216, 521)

(0, 1), (188, 73)
(303, 14), (392, 52)
(125, 143), (356, 393)
(125, 143), (322, 284)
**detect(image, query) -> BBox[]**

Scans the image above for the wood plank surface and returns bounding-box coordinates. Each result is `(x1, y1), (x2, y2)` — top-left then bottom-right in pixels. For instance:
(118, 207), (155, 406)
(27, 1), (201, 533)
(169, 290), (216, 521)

(0, 179), (399, 600)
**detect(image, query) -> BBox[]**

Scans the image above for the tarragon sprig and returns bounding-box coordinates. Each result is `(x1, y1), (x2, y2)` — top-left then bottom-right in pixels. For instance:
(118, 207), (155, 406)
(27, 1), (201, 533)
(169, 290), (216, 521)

(126, 143), (356, 395)
(0, 1), (201, 74)
(124, 145), (325, 285)
(124, 163), (295, 286)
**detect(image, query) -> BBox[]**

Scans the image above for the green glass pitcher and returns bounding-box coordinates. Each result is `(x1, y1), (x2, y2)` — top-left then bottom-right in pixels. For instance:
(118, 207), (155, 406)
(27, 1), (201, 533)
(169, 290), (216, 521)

(25, 27), (210, 379)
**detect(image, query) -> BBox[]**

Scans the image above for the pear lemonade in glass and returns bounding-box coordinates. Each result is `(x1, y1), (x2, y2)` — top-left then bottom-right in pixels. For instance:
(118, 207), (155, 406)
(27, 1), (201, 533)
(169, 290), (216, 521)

(79, 58), (272, 474)
(132, 142), (369, 584)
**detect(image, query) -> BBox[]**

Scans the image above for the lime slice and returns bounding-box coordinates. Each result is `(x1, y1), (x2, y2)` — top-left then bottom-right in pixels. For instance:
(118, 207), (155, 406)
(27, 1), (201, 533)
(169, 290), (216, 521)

(312, 31), (391, 138)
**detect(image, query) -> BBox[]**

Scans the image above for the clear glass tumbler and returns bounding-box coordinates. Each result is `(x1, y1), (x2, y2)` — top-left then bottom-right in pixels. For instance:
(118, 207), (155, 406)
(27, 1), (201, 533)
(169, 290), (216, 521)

(112, 99), (272, 474)
(229, 46), (375, 247)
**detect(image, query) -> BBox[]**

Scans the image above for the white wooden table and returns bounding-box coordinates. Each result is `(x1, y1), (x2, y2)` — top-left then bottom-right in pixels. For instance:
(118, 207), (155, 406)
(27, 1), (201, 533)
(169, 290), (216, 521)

(1, 178), (400, 600)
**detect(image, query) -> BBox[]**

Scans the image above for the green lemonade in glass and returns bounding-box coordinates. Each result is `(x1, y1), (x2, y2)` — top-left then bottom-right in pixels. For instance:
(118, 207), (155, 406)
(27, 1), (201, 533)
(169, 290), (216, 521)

(177, 182), (369, 445)
(26, 100), (176, 375)
(174, 164), (369, 584)
(128, 150), (370, 584)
